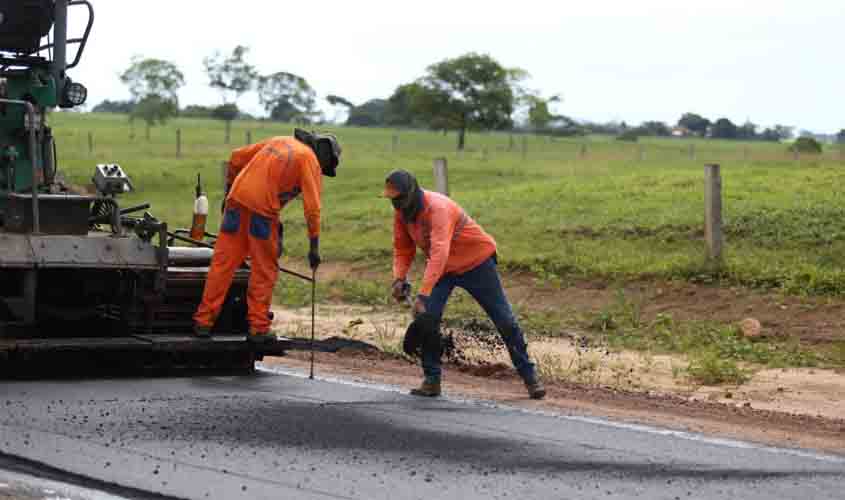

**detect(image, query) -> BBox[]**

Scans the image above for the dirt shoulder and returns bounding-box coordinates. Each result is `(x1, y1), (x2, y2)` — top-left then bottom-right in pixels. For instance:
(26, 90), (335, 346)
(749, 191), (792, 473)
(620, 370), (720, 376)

(267, 303), (845, 455)
(287, 259), (845, 345)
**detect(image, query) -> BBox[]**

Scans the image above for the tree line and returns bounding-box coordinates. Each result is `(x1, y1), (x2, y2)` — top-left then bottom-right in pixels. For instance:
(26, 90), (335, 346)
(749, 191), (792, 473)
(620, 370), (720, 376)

(92, 47), (843, 150)
(96, 48), (568, 150)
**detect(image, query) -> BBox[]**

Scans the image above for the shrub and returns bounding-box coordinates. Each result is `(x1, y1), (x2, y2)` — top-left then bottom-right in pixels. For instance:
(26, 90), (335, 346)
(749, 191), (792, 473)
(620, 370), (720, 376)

(616, 129), (639, 142)
(686, 349), (751, 385)
(789, 137), (823, 154)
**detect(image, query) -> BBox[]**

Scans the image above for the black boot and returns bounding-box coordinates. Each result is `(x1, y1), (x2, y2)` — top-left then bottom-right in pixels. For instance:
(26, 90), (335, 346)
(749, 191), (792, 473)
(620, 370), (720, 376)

(524, 375), (546, 400)
(410, 380), (441, 397)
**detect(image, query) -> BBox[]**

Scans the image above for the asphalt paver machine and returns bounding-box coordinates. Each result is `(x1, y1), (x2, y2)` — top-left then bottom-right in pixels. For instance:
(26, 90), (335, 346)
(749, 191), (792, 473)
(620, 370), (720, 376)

(0, 1), (303, 377)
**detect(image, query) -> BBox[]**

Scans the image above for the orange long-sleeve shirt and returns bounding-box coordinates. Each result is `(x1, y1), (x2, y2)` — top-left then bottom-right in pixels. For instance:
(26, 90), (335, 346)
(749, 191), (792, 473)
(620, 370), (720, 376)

(393, 191), (497, 296)
(226, 136), (322, 239)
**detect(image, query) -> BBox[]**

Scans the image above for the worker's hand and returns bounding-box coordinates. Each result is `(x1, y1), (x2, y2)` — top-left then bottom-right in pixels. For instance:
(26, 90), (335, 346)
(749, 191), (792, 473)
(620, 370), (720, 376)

(392, 279), (410, 303)
(414, 294), (428, 316)
(308, 237), (321, 271)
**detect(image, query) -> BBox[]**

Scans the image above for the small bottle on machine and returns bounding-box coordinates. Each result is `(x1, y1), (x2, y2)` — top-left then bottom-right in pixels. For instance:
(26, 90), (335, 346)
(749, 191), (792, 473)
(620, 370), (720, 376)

(190, 173), (209, 241)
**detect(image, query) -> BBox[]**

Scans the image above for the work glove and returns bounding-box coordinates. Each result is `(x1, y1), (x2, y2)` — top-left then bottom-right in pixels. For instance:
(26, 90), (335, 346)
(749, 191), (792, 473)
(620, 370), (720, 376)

(276, 221), (284, 258)
(308, 237), (321, 271)
(391, 279), (411, 303)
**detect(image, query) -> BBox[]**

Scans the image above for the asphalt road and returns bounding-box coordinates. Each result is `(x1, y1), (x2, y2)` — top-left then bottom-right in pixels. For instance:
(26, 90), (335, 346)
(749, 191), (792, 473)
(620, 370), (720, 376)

(0, 366), (842, 500)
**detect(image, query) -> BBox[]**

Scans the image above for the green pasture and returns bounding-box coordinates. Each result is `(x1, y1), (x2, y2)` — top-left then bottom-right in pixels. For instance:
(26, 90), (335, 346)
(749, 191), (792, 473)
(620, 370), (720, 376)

(50, 112), (845, 297)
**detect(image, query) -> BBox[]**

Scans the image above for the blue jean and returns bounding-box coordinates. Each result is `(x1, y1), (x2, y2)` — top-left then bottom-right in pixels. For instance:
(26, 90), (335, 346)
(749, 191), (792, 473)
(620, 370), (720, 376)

(420, 256), (537, 383)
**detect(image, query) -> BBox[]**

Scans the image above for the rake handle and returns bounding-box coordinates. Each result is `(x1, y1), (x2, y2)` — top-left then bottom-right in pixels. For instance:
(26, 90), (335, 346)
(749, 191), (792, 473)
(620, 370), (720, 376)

(309, 268), (316, 380)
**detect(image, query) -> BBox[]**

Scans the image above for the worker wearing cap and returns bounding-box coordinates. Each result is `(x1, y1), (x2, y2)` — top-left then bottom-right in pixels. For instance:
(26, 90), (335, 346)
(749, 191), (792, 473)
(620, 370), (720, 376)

(384, 169), (545, 399)
(193, 129), (341, 343)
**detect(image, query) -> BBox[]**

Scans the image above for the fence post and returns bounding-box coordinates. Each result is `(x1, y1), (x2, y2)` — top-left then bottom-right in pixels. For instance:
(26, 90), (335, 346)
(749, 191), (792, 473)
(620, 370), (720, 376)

(87, 131), (93, 155)
(508, 134), (514, 152)
(433, 157), (449, 196)
(704, 164), (723, 263)
(225, 120), (231, 145)
(246, 130), (252, 145)
(176, 129), (181, 157)
(580, 143), (587, 159)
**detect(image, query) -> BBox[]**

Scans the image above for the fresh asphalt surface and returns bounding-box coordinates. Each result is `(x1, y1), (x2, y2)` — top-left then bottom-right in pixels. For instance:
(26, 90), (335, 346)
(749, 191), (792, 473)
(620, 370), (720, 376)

(0, 365), (843, 500)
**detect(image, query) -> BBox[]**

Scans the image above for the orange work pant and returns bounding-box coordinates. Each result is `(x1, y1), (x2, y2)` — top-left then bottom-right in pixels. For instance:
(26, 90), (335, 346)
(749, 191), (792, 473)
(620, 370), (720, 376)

(193, 202), (279, 333)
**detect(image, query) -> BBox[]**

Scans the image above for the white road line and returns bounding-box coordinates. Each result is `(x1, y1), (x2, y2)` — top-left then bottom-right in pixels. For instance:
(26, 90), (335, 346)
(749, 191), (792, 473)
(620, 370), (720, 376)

(257, 363), (845, 465)
(0, 468), (128, 500)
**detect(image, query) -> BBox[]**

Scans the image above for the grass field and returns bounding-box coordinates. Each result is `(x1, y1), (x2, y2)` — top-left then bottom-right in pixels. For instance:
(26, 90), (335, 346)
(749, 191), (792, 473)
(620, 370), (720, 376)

(50, 112), (845, 297)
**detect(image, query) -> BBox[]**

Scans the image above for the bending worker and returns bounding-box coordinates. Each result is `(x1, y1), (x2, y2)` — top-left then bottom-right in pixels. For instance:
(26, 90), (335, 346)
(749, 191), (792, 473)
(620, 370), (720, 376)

(384, 169), (545, 399)
(193, 129), (341, 342)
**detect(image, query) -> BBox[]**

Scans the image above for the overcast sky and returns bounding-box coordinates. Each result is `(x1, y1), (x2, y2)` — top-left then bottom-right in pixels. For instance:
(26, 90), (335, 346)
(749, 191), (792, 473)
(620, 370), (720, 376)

(64, 0), (844, 133)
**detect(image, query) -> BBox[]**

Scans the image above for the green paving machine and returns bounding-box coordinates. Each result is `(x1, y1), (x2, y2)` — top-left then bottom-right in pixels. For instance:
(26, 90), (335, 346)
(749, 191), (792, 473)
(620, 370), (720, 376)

(0, 1), (308, 376)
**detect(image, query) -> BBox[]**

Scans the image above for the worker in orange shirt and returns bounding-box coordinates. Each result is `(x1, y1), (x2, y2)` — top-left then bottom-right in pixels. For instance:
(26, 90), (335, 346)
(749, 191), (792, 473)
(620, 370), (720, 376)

(193, 129), (341, 343)
(384, 169), (545, 399)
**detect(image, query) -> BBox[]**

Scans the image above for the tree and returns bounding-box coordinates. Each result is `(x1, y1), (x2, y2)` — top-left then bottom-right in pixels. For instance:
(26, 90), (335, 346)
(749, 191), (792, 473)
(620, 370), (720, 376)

(405, 52), (527, 150)
(789, 137), (823, 154)
(203, 45), (257, 142)
(385, 83), (422, 127)
(326, 94), (354, 124)
(638, 121), (671, 137)
(131, 95), (178, 139)
(526, 94), (561, 131)
(212, 104), (239, 122)
(759, 128), (780, 142)
(545, 115), (583, 137)
(711, 118), (739, 139)
(774, 125), (795, 140)
(759, 125), (793, 142)
(181, 105), (216, 119)
(119, 56), (184, 139)
(326, 95), (354, 108)
(257, 71), (318, 124)
(91, 99), (134, 114)
(581, 121), (625, 135)
(120, 57), (184, 103)
(737, 121), (758, 140)
(677, 113), (711, 136)
(347, 99), (388, 127)
(837, 129), (845, 144)
(616, 129), (639, 142)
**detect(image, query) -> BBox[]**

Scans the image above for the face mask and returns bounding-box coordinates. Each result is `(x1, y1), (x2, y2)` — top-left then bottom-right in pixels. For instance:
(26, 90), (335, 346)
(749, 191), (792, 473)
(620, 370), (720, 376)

(315, 139), (338, 177)
(295, 129), (341, 177)
(385, 169), (423, 223)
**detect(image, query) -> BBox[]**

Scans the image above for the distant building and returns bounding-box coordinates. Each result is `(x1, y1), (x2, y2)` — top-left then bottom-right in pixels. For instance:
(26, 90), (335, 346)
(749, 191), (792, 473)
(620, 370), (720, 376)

(671, 126), (691, 137)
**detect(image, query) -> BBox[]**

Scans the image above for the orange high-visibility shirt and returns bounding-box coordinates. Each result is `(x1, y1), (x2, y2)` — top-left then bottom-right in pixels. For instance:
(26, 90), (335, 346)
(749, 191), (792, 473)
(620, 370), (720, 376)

(393, 191), (497, 296)
(226, 136), (322, 239)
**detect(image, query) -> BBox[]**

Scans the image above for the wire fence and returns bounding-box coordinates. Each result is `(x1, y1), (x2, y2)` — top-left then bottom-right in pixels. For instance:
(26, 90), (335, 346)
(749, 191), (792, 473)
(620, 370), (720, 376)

(57, 118), (845, 167)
